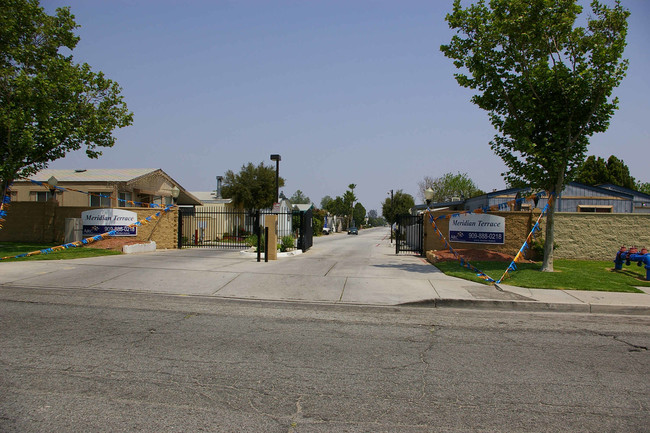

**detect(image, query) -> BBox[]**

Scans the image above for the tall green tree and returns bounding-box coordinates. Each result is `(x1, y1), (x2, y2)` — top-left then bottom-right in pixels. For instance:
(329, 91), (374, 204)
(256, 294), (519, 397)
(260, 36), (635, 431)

(381, 190), (415, 225)
(575, 155), (635, 189)
(417, 172), (483, 203)
(289, 190), (311, 204)
(320, 195), (333, 210)
(441, 0), (629, 271)
(221, 162), (285, 209)
(1, 0), (133, 196)
(343, 183), (357, 227)
(352, 202), (366, 227)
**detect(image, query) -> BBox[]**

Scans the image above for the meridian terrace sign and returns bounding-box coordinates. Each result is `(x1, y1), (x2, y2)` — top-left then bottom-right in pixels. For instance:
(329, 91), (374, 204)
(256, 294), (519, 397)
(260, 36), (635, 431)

(82, 209), (138, 237)
(449, 213), (505, 244)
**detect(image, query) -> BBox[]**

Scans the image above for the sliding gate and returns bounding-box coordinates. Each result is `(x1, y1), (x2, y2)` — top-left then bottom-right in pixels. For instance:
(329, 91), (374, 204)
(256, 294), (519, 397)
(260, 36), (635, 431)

(395, 214), (424, 255)
(178, 207), (313, 252)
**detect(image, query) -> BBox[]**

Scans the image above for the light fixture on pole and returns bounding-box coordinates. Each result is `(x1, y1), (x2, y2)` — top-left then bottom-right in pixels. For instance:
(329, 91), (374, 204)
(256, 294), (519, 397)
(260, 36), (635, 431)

(47, 176), (58, 202)
(388, 189), (394, 243)
(424, 188), (435, 207)
(270, 154), (281, 204)
(170, 186), (180, 205)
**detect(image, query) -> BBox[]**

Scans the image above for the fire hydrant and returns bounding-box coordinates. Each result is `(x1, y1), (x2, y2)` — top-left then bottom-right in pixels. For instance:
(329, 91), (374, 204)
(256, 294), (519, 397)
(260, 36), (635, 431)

(614, 246), (650, 281)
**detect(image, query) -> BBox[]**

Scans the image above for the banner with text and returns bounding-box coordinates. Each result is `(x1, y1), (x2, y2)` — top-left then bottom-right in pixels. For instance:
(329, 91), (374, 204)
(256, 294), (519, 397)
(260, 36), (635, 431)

(449, 214), (505, 244)
(82, 209), (138, 236)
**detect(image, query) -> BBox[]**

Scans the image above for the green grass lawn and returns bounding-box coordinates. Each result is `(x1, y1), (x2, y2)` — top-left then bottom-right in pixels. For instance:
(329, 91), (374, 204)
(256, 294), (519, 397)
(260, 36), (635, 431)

(0, 242), (122, 262)
(433, 259), (650, 293)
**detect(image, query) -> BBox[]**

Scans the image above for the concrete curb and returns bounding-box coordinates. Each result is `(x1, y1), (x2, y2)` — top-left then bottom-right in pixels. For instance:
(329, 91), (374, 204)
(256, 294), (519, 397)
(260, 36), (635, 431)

(401, 298), (650, 315)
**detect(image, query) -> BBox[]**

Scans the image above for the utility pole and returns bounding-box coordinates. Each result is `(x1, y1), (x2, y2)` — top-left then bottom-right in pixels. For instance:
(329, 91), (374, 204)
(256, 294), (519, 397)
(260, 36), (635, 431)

(389, 189), (394, 243)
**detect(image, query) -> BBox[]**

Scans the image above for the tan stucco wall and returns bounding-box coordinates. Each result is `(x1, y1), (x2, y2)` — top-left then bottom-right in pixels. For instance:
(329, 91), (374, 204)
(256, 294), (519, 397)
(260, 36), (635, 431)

(0, 202), (178, 249)
(553, 213), (650, 260)
(424, 211), (650, 261)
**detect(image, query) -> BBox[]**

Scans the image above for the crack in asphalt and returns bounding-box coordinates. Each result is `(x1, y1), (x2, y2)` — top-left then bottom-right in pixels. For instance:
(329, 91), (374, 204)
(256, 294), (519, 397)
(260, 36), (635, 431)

(594, 332), (648, 351)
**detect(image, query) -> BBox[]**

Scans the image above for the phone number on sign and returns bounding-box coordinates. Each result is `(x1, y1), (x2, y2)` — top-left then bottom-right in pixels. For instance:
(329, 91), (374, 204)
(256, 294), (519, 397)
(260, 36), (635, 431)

(450, 231), (504, 244)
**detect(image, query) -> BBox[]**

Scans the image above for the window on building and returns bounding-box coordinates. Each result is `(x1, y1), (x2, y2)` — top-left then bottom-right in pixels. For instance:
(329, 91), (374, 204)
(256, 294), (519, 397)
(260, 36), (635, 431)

(34, 191), (52, 202)
(577, 205), (613, 213)
(118, 192), (133, 207)
(90, 192), (112, 207)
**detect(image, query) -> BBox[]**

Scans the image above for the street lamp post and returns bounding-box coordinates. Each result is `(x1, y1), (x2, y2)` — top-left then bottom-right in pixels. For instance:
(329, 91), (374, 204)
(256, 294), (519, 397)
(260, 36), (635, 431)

(270, 154), (281, 204)
(47, 176), (58, 203)
(388, 189), (394, 243)
(424, 188), (434, 208)
(170, 186), (180, 205)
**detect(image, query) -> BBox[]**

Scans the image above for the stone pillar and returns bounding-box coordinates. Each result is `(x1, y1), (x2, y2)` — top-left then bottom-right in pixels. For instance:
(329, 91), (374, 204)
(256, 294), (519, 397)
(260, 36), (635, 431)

(265, 214), (278, 260)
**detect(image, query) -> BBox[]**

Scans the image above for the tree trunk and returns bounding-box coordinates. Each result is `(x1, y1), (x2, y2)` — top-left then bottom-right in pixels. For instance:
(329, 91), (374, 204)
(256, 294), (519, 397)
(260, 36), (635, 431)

(541, 198), (555, 272)
(541, 173), (565, 272)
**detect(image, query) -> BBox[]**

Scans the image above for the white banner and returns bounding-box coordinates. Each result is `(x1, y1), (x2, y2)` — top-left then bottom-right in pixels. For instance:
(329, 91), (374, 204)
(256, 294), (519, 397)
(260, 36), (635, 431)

(82, 209), (138, 237)
(449, 213), (505, 244)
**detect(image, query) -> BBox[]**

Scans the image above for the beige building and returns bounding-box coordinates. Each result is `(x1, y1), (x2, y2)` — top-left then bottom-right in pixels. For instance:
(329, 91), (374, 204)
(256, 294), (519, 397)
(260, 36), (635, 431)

(10, 168), (201, 207)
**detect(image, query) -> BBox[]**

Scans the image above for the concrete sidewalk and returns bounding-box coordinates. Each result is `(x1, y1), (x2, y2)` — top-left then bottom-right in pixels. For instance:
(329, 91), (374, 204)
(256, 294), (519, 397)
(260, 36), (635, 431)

(1, 236), (649, 315)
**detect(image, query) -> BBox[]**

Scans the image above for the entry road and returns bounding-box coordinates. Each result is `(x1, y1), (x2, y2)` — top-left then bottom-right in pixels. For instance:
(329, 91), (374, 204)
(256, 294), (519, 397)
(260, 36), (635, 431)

(1, 288), (648, 432)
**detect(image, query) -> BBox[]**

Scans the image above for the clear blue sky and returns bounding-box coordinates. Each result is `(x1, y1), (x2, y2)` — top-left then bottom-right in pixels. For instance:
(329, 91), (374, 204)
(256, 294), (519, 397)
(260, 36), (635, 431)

(43, 0), (650, 212)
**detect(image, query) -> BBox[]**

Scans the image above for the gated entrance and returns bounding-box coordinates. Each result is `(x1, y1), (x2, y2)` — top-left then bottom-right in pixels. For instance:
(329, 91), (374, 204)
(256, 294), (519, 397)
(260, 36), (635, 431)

(395, 214), (424, 255)
(297, 208), (313, 252)
(177, 207), (313, 252)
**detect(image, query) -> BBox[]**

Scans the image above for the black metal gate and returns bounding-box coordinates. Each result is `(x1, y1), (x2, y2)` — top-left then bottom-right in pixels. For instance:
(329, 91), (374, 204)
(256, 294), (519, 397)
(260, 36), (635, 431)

(178, 207), (256, 249)
(395, 214), (423, 255)
(178, 207), (313, 252)
(297, 208), (313, 252)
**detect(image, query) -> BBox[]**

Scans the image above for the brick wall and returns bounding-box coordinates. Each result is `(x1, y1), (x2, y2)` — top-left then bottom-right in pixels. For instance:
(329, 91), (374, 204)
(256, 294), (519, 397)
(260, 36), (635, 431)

(0, 202), (178, 249)
(424, 211), (650, 260)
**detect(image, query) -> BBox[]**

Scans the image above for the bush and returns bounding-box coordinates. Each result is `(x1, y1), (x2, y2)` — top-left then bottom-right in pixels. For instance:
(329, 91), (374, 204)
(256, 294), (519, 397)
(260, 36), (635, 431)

(530, 239), (558, 261)
(280, 235), (295, 252)
(245, 233), (265, 251)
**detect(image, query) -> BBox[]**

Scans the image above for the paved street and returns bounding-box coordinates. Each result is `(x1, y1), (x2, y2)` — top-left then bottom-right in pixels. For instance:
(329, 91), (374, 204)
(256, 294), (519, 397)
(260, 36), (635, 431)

(1, 288), (648, 432)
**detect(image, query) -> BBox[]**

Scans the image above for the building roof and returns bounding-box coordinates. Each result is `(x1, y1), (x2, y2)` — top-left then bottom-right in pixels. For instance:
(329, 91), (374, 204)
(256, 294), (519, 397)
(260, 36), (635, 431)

(27, 168), (160, 182)
(24, 168), (202, 206)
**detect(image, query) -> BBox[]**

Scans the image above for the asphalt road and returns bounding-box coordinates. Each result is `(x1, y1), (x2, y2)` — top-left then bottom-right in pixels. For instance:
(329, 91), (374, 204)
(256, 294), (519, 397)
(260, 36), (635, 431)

(1, 288), (648, 432)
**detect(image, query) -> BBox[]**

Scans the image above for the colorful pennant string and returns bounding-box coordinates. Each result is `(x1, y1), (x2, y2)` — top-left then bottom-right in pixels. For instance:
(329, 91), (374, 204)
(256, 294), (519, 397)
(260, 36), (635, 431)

(426, 190), (555, 286)
(29, 180), (165, 208)
(0, 204), (176, 261)
(495, 193), (555, 284)
(0, 184), (12, 231)
(425, 210), (496, 283)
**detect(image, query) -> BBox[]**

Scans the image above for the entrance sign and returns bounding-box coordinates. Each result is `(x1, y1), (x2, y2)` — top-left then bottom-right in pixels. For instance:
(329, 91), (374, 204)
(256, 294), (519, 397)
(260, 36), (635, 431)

(82, 209), (137, 236)
(449, 214), (505, 244)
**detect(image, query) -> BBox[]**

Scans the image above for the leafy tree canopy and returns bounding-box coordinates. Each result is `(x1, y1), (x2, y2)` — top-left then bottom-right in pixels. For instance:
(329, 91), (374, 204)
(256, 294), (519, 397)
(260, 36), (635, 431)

(575, 155), (635, 189)
(441, 0), (629, 271)
(320, 195), (333, 210)
(418, 172), (483, 203)
(1, 0), (133, 194)
(352, 202), (366, 227)
(221, 162), (285, 209)
(289, 189), (311, 205)
(636, 182), (650, 195)
(381, 190), (415, 224)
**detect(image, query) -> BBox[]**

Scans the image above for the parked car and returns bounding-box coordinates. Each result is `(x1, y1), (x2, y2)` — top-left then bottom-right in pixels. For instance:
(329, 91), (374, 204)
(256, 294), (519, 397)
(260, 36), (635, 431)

(322, 227), (331, 235)
(348, 227), (358, 235)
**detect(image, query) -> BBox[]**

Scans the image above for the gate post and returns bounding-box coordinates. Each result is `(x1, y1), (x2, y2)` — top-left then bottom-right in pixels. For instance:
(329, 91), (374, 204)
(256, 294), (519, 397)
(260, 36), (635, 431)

(177, 207), (183, 249)
(256, 210), (261, 262)
(264, 214), (278, 260)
